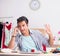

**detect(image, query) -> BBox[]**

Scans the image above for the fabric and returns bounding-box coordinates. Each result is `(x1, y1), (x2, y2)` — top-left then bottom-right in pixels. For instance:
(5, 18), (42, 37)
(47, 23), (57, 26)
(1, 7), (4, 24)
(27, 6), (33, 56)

(42, 44), (46, 51)
(21, 36), (37, 52)
(1, 23), (8, 48)
(4, 23), (12, 46)
(1, 23), (12, 48)
(14, 29), (49, 52)
(0, 22), (3, 48)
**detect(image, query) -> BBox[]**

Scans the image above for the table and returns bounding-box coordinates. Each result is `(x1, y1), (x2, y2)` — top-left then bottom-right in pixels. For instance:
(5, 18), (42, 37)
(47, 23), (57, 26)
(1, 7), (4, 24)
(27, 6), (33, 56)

(0, 45), (60, 56)
(0, 52), (60, 56)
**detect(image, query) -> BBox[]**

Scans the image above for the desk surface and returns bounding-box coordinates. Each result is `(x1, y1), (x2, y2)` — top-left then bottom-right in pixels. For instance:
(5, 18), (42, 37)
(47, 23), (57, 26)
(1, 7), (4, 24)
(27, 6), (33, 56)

(0, 45), (60, 56)
(0, 52), (60, 56)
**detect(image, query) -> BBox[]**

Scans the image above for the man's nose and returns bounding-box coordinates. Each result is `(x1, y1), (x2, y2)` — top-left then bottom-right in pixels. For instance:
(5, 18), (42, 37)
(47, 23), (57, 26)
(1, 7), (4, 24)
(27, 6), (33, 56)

(21, 27), (24, 30)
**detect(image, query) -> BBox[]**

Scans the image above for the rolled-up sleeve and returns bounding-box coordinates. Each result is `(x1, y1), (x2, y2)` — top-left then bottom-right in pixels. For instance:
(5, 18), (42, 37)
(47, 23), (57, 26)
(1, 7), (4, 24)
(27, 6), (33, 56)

(13, 34), (20, 50)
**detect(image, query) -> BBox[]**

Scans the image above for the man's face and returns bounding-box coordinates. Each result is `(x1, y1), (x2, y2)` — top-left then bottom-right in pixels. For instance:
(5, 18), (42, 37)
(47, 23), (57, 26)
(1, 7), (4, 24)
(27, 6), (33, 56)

(17, 21), (28, 35)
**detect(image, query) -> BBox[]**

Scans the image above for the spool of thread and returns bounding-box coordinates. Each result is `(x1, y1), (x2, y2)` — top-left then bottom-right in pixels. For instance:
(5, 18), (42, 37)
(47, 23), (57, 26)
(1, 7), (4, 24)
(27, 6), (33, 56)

(31, 49), (35, 52)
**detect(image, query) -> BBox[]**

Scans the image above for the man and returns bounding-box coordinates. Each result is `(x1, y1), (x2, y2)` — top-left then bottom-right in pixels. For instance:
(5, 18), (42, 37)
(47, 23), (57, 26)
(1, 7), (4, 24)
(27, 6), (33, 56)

(8, 16), (53, 52)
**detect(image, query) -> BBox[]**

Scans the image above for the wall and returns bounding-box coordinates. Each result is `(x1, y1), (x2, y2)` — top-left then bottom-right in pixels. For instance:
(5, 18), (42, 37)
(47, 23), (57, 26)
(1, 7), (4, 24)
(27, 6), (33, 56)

(0, 0), (60, 44)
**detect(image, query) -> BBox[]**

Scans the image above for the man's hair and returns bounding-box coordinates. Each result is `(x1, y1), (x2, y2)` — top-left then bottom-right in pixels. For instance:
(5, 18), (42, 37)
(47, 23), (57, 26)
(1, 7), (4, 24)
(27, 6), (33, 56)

(17, 16), (28, 24)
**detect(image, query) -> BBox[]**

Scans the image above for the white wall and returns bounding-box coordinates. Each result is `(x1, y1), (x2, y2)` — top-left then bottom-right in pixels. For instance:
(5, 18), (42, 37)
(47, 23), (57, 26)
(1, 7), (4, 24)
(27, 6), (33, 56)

(0, 0), (60, 42)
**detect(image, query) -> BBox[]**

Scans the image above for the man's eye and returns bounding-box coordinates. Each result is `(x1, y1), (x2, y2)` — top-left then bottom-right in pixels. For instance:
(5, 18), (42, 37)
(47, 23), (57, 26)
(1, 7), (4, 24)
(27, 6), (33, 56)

(18, 26), (20, 28)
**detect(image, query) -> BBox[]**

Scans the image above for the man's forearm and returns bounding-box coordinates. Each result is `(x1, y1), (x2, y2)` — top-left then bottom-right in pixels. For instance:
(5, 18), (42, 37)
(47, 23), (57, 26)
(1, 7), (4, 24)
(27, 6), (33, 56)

(8, 36), (16, 49)
(49, 33), (54, 46)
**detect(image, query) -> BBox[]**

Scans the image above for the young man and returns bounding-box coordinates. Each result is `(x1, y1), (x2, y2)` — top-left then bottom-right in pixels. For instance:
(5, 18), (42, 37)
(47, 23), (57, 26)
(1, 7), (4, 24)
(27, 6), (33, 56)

(8, 16), (53, 52)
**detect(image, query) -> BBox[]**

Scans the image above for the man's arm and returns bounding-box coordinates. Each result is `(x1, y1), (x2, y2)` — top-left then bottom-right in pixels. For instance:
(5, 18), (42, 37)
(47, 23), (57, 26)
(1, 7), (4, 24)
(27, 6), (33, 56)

(8, 27), (19, 49)
(45, 24), (54, 46)
(8, 36), (16, 49)
(48, 33), (54, 47)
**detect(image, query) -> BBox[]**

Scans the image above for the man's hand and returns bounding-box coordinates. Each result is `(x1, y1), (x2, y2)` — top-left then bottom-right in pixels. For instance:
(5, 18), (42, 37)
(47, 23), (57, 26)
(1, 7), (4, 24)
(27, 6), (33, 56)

(45, 24), (52, 35)
(45, 24), (54, 46)
(12, 26), (19, 37)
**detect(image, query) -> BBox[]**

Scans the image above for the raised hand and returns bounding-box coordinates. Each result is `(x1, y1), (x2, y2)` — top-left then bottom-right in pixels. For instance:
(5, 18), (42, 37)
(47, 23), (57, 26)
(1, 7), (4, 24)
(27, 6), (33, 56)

(12, 26), (19, 37)
(45, 24), (54, 46)
(45, 24), (52, 35)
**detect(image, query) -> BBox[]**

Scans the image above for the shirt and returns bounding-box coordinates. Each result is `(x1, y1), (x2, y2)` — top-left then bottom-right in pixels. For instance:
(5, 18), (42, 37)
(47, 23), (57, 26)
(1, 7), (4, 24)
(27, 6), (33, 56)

(21, 35), (37, 52)
(14, 29), (49, 52)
